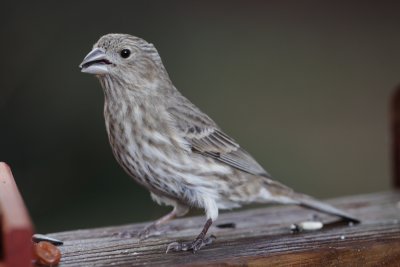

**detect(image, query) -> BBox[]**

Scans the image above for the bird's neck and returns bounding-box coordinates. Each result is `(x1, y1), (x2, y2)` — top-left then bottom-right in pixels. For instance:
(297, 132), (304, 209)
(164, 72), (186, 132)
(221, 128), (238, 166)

(98, 74), (170, 129)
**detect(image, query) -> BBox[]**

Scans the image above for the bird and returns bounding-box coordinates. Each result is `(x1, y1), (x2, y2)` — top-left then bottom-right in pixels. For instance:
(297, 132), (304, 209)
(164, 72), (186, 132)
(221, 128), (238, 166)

(79, 33), (359, 253)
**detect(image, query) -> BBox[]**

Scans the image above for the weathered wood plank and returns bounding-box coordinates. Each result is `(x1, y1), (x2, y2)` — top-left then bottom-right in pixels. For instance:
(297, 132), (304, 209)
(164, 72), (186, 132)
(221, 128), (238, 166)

(49, 191), (400, 266)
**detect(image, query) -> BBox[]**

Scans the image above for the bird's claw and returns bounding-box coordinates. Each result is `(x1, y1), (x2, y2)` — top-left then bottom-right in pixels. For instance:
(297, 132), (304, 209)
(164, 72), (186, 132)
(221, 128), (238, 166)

(113, 224), (159, 240)
(166, 235), (216, 253)
(114, 230), (135, 238)
(137, 223), (158, 240)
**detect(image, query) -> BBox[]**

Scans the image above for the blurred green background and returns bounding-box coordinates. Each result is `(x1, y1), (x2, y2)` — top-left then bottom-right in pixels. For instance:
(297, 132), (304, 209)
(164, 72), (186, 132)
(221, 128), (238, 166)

(0, 1), (398, 233)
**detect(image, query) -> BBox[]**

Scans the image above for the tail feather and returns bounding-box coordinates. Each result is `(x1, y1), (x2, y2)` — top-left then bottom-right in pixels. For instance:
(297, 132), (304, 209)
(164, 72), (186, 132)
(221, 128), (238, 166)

(294, 193), (360, 223)
(261, 178), (360, 223)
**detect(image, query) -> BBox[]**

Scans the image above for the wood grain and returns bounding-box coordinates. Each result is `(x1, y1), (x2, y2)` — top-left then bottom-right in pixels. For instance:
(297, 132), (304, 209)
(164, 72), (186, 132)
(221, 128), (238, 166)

(47, 191), (400, 266)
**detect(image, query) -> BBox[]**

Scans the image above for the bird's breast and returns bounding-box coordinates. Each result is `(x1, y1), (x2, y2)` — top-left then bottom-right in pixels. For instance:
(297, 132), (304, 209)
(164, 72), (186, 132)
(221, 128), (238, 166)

(103, 99), (188, 188)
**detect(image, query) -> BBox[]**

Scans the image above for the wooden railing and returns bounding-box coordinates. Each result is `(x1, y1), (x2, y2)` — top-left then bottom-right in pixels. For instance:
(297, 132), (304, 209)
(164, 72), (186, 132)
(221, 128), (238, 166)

(51, 191), (400, 266)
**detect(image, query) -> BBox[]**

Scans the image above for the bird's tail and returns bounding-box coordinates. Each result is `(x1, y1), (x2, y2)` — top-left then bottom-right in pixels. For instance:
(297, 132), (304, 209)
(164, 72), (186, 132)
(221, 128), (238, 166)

(293, 192), (360, 223)
(260, 178), (360, 223)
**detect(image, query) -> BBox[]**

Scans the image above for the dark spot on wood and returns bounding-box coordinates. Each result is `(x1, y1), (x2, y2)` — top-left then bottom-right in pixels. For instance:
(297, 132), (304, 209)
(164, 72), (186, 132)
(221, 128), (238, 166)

(216, 222), (236, 229)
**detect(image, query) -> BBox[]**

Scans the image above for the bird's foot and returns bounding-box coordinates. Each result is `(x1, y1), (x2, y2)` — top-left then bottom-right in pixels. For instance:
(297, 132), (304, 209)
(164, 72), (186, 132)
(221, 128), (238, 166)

(115, 222), (176, 240)
(114, 230), (135, 238)
(166, 235), (216, 253)
(114, 223), (160, 240)
(137, 223), (159, 240)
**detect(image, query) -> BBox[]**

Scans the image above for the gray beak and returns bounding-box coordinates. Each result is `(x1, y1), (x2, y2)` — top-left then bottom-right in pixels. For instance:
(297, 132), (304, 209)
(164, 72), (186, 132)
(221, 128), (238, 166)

(79, 48), (111, 75)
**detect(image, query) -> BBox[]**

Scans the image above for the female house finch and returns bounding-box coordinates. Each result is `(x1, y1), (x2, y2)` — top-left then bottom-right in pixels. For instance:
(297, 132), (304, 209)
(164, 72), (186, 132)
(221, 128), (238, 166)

(79, 33), (358, 253)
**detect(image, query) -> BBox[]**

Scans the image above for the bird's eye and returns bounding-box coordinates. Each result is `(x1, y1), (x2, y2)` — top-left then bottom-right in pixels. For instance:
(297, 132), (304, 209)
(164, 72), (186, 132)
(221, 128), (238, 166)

(120, 49), (131, 58)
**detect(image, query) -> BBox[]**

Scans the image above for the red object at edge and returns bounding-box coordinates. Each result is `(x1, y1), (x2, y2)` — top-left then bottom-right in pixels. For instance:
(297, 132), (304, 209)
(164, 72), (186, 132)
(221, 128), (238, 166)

(0, 162), (34, 267)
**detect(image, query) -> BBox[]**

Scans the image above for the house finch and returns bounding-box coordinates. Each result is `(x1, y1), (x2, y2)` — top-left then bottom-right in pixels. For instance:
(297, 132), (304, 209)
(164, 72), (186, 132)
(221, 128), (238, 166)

(79, 33), (358, 253)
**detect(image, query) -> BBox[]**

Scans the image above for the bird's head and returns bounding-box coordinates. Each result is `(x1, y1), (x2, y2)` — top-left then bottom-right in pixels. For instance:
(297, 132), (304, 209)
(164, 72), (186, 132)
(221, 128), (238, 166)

(80, 33), (169, 86)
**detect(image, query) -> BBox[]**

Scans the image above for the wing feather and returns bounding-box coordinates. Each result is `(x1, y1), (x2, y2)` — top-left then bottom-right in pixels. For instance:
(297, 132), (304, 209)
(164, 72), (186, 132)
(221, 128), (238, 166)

(168, 104), (270, 177)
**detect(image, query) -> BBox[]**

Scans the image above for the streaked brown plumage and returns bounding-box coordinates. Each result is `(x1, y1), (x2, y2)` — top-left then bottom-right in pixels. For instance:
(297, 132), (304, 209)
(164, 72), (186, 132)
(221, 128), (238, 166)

(79, 33), (359, 253)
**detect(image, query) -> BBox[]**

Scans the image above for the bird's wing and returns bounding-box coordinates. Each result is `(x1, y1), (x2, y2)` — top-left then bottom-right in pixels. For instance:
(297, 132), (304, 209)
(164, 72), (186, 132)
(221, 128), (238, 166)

(167, 105), (270, 177)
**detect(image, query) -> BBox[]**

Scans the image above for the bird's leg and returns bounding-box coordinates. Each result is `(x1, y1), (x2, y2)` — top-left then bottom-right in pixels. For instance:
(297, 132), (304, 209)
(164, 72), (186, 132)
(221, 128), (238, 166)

(137, 208), (178, 240)
(166, 218), (216, 253)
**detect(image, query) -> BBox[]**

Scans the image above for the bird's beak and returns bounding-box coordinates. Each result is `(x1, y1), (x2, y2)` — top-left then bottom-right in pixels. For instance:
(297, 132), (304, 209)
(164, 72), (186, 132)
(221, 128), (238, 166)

(79, 48), (112, 75)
